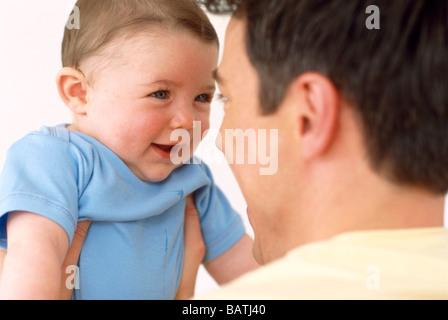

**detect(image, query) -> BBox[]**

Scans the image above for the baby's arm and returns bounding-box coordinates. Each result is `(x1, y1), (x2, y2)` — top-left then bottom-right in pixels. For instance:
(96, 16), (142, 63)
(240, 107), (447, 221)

(0, 211), (68, 299)
(204, 234), (259, 285)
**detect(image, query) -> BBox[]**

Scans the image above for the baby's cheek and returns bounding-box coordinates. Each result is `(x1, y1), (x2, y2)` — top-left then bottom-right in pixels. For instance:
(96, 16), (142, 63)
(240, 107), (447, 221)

(199, 116), (210, 135)
(135, 116), (168, 138)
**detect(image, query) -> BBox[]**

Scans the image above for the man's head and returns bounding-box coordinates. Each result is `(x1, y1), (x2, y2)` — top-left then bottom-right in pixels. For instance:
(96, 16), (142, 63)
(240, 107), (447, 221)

(202, 0), (448, 263)
(204, 0), (448, 194)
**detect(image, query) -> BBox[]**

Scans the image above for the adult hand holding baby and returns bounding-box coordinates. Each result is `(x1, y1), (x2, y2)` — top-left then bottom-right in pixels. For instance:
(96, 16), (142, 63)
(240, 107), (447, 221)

(175, 194), (205, 300)
(0, 249), (5, 283)
(59, 220), (91, 300)
(58, 194), (204, 300)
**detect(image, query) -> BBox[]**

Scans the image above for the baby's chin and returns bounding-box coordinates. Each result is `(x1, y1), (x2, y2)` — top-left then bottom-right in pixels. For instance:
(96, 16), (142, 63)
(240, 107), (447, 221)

(142, 169), (177, 183)
(126, 162), (179, 183)
(143, 169), (177, 183)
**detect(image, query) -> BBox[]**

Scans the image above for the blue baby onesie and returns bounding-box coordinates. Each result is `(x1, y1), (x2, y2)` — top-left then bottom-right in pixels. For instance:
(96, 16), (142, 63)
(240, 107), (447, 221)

(0, 125), (245, 299)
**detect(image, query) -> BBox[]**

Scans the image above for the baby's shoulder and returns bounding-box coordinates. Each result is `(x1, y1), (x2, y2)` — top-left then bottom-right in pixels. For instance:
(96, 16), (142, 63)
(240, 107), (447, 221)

(11, 126), (91, 160)
(7, 126), (99, 180)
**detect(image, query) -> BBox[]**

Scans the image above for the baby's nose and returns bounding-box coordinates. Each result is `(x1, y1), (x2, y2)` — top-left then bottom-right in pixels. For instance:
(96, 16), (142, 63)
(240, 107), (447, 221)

(169, 103), (194, 130)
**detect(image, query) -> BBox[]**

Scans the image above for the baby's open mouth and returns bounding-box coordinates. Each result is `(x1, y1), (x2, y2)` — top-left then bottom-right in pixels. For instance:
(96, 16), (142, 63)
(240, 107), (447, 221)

(152, 143), (175, 152)
(151, 143), (180, 160)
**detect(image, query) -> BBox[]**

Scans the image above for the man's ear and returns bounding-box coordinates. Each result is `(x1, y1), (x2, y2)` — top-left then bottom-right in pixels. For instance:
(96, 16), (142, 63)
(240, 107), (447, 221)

(56, 67), (89, 115)
(289, 72), (340, 159)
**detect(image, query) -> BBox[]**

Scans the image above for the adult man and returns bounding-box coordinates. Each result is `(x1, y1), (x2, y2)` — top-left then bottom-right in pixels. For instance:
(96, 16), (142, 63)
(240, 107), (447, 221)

(195, 0), (448, 299)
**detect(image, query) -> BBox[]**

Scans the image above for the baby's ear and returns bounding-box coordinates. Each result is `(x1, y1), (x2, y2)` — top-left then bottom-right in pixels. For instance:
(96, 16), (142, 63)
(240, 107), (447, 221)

(56, 67), (89, 115)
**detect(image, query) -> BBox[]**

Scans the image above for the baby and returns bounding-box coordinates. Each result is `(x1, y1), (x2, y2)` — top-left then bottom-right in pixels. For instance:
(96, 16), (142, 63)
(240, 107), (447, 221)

(0, 0), (257, 299)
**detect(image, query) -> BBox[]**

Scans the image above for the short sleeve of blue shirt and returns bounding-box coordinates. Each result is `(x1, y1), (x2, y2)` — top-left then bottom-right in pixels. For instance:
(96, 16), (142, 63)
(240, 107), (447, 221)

(194, 163), (246, 264)
(0, 131), (80, 249)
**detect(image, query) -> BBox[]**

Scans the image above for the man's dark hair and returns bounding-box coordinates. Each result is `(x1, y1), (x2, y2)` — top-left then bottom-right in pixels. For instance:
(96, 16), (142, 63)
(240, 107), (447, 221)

(197, 0), (448, 195)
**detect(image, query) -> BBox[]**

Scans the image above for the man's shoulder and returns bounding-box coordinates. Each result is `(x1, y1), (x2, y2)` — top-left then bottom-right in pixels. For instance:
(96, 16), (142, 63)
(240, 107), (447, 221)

(197, 228), (448, 300)
(196, 249), (314, 299)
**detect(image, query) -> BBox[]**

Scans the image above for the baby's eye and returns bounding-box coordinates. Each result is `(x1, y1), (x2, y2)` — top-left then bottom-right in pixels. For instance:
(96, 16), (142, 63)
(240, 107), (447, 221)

(150, 90), (170, 99)
(195, 94), (212, 103)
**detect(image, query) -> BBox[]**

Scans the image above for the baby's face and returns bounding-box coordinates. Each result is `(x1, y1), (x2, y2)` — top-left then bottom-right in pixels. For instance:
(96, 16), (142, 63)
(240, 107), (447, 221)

(77, 30), (218, 182)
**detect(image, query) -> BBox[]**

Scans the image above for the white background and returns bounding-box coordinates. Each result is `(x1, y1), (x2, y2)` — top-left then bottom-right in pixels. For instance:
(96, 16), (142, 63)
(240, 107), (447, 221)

(0, 1), (446, 297)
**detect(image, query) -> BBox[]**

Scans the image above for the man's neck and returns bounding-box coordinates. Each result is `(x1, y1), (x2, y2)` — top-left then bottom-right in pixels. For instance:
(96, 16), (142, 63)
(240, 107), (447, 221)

(292, 164), (445, 249)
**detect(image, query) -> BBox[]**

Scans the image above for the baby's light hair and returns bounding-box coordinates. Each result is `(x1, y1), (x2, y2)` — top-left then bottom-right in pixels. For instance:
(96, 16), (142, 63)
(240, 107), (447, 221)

(62, 0), (218, 78)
